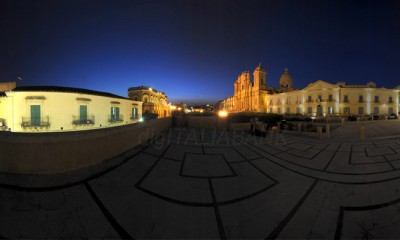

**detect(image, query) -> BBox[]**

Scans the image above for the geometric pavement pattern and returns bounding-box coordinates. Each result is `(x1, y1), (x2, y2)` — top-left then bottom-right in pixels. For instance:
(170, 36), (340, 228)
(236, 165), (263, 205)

(2, 127), (400, 238)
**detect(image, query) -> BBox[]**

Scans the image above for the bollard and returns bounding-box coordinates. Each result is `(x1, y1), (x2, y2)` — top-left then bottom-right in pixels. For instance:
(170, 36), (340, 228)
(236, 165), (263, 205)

(326, 124), (331, 138)
(360, 126), (366, 139)
(341, 118), (345, 125)
(317, 126), (323, 140)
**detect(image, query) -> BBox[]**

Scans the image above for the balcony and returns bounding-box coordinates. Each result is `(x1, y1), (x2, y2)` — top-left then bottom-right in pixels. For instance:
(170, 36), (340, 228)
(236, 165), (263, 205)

(108, 115), (124, 123)
(72, 116), (95, 125)
(358, 100), (364, 103)
(130, 114), (139, 120)
(21, 117), (50, 128)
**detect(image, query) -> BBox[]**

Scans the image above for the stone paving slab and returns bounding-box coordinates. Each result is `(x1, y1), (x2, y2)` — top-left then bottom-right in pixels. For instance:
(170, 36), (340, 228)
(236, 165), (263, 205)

(3, 126), (400, 238)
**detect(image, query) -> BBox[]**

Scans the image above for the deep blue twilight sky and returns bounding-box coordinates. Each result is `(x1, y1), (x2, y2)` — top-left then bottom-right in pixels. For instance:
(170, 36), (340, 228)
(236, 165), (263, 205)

(1, 0), (400, 104)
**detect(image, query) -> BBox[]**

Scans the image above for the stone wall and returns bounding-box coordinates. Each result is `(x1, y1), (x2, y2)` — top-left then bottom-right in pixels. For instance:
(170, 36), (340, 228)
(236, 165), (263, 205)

(173, 115), (228, 129)
(0, 117), (172, 174)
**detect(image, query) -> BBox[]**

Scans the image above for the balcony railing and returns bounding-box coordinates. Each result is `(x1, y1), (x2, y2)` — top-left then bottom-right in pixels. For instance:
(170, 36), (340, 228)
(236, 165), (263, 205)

(130, 114), (139, 120)
(21, 117), (50, 128)
(72, 116), (95, 125)
(108, 115), (123, 123)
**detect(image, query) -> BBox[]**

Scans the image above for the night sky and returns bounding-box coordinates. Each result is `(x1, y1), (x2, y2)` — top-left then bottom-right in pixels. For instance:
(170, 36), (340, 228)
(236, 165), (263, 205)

(1, 0), (400, 105)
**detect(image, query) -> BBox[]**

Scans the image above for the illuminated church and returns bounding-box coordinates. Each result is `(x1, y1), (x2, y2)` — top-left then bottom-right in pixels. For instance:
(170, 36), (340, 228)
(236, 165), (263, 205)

(221, 64), (399, 116)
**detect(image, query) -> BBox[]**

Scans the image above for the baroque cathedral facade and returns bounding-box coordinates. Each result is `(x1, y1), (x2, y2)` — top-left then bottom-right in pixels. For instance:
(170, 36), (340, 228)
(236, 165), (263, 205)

(221, 64), (399, 116)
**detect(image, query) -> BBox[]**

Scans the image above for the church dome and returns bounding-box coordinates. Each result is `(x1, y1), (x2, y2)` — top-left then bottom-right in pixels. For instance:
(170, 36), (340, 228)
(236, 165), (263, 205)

(279, 68), (293, 89)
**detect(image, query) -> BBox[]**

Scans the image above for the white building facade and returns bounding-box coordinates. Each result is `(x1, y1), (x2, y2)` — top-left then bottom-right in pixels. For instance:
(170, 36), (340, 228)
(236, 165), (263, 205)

(0, 86), (142, 132)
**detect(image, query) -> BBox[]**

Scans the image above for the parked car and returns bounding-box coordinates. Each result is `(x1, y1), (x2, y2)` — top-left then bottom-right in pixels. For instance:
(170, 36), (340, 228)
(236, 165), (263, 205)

(347, 115), (357, 121)
(279, 120), (288, 130)
(387, 113), (398, 119)
(368, 114), (379, 120)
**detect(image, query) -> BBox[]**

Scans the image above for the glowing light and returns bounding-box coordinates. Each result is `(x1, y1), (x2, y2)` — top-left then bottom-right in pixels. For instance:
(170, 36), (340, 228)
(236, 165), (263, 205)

(170, 105), (177, 110)
(218, 110), (228, 118)
(149, 88), (152, 91)
(138, 117), (144, 122)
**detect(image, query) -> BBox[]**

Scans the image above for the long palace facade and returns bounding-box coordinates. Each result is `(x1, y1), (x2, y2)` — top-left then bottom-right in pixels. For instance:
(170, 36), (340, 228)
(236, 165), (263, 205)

(221, 64), (399, 116)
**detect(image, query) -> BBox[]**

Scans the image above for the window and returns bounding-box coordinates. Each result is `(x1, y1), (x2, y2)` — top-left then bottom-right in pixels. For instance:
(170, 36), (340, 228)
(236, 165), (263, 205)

(308, 107), (312, 114)
(308, 96), (312, 102)
(359, 96), (363, 103)
(374, 96), (379, 103)
(278, 108), (281, 114)
(344, 95), (349, 102)
(111, 107), (120, 121)
(286, 107), (290, 113)
(143, 96), (148, 103)
(132, 107), (139, 119)
(80, 105), (87, 122)
(296, 107), (300, 113)
(374, 107), (379, 114)
(328, 107), (333, 115)
(389, 108), (394, 114)
(270, 108), (273, 113)
(344, 107), (350, 114)
(358, 107), (364, 115)
(389, 96), (393, 103)
(328, 95), (333, 102)
(31, 105), (41, 126)
(318, 95), (322, 101)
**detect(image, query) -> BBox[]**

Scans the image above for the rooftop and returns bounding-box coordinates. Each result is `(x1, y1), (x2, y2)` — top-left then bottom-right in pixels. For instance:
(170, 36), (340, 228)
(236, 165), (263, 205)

(128, 86), (166, 95)
(11, 86), (131, 100)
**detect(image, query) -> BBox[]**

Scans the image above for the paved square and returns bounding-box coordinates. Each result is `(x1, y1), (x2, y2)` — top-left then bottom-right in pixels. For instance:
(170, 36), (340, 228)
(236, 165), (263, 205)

(3, 126), (400, 239)
(182, 153), (234, 178)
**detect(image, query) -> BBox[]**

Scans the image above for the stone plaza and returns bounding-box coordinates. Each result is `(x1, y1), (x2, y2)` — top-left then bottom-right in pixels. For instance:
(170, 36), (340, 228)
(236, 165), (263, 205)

(2, 120), (400, 239)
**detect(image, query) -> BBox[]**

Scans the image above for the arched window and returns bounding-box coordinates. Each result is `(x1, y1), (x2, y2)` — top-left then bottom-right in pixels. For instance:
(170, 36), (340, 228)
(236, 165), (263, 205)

(144, 96), (148, 103)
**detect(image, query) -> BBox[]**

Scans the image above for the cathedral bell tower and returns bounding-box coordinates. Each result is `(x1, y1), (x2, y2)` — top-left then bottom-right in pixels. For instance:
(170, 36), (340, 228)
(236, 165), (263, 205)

(253, 63), (267, 90)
